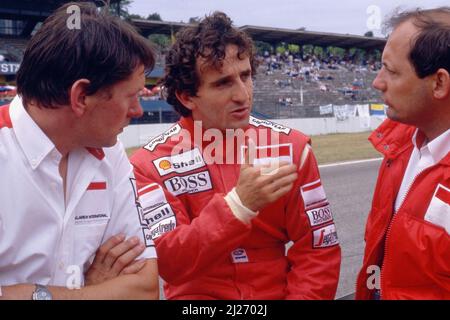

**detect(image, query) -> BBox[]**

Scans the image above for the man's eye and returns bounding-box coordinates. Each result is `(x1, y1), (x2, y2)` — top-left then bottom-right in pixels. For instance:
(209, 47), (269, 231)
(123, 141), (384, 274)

(383, 65), (395, 74)
(387, 69), (396, 75)
(216, 81), (230, 87)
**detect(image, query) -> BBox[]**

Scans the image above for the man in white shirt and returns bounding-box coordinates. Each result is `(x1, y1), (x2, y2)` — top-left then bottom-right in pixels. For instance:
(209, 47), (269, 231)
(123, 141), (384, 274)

(356, 7), (450, 299)
(0, 2), (158, 299)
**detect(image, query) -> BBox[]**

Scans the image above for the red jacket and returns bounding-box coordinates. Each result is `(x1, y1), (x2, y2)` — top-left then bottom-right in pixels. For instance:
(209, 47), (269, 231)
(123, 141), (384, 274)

(356, 119), (450, 300)
(131, 116), (341, 300)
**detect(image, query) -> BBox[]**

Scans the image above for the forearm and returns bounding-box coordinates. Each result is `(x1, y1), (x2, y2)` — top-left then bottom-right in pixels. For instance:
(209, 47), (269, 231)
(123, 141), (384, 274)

(1, 259), (159, 300)
(156, 194), (252, 284)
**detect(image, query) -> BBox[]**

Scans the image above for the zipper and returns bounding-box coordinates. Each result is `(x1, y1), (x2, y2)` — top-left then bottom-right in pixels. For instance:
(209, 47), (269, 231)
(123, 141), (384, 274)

(379, 164), (437, 299)
(355, 157), (393, 299)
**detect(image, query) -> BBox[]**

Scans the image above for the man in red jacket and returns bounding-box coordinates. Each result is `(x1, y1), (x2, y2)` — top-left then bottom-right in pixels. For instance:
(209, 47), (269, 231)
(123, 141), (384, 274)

(356, 7), (450, 300)
(131, 12), (341, 299)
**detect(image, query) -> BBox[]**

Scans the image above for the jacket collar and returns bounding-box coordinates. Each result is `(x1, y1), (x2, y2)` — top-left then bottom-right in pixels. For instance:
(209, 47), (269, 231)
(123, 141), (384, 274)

(370, 119), (450, 167)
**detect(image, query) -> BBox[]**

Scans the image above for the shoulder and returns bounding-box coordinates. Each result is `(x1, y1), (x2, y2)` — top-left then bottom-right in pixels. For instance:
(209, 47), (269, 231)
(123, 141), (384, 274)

(248, 116), (310, 145)
(369, 119), (416, 151)
(130, 123), (185, 175)
(142, 123), (183, 153)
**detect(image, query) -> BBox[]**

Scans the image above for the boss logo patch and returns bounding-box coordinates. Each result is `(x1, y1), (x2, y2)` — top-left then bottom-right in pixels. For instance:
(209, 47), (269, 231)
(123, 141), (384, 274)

(306, 203), (333, 227)
(164, 170), (212, 196)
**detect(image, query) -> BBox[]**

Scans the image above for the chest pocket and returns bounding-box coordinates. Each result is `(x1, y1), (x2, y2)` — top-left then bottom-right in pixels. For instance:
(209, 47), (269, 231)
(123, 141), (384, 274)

(72, 188), (111, 272)
(424, 183), (450, 235)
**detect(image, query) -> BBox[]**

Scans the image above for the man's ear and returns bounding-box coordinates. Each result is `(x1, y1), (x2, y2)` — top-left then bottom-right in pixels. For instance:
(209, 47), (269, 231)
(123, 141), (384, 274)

(432, 68), (450, 100)
(69, 79), (91, 117)
(175, 90), (196, 111)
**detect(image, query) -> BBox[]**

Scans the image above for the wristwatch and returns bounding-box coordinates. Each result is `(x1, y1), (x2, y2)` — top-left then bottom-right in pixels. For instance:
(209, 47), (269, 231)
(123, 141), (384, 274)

(32, 284), (53, 300)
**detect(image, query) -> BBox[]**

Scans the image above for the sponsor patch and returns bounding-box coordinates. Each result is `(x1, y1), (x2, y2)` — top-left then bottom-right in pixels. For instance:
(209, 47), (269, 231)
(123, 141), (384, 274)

(130, 179), (160, 246)
(249, 116), (291, 134)
(306, 203), (333, 227)
(300, 179), (327, 208)
(164, 170), (213, 196)
(424, 183), (450, 235)
(74, 213), (110, 225)
(145, 213), (177, 240)
(240, 143), (293, 166)
(141, 228), (155, 247)
(137, 183), (170, 226)
(141, 203), (175, 227)
(75, 184), (110, 225)
(153, 148), (206, 176)
(313, 223), (339, 248)
(144, 124), (181, 152)
(138, 184), (177, 241)
(231, 248), (249, 263)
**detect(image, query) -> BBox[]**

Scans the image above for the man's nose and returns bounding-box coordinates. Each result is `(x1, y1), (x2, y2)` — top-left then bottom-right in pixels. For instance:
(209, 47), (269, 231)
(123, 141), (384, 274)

(372, 72), (386, 92)
(232, 80), (251, 103)
(128, 101), (144, 119)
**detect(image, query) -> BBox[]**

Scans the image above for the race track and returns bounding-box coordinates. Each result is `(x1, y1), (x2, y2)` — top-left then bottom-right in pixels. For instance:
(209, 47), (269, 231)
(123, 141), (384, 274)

(320, 158), (382, 298)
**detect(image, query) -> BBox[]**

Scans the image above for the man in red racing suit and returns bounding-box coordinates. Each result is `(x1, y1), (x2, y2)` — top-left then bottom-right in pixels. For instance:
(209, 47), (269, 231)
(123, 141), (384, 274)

(131, 115), (341, 299)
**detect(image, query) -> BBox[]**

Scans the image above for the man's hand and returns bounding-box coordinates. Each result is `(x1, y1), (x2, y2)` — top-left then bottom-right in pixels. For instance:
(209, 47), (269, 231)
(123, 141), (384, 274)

(236, 140), (298, 212)
(84, 234), (146, 286)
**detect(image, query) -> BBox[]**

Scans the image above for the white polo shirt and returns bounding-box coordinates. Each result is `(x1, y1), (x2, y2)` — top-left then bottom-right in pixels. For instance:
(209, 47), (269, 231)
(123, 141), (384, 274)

(0, 96), (156, 287)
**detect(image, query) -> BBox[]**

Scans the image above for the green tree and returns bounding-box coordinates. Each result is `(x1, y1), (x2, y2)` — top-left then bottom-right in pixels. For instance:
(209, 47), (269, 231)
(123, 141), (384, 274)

(254, 41), (272, 55)
(128, 13), (144, 19)
(326, 46), (346, 59)
(147, 13), (162, 21)
(288, 44), (299, 54)
(302, 44), (314, 56)
(149, 34), (170, 50)
(108, 0), (133, 18)
(364, 31), (374, 37)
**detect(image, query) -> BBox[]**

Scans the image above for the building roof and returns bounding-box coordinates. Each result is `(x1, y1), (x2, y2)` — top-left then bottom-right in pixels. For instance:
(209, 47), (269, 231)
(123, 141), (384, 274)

(131, 19), (386, 51)
(240, 25), (386, 51)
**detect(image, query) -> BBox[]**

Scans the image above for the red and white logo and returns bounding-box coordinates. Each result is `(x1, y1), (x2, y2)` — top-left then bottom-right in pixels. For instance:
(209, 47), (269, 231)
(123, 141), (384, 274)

(240, 143), (293, 166)
(301, 179), (327, 208)
(153, 148), (206, 176)
(313, 223), (339, 248)
(138, 183), (169, 218)
(424, 183), (450, 234)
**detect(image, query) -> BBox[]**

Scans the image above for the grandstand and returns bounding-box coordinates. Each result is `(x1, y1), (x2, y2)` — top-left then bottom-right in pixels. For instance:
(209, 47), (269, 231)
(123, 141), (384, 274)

(252, 57), (381, 119)
(0, 0), (385, 121)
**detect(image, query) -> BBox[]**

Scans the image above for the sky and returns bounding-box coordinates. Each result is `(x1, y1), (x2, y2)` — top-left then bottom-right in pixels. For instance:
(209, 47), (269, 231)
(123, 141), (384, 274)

(128, 0), (448, 37)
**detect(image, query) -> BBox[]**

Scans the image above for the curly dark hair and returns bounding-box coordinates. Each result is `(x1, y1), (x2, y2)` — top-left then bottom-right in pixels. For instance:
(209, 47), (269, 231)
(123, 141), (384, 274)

(385, 7), (450, 78)
(161, 11), (258, 117)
